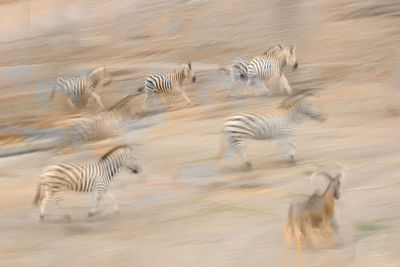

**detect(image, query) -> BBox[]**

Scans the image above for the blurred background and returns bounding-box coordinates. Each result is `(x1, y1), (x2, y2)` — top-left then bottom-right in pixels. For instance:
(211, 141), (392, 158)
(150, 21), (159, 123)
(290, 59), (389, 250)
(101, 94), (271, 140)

(0, 0), (399, 266)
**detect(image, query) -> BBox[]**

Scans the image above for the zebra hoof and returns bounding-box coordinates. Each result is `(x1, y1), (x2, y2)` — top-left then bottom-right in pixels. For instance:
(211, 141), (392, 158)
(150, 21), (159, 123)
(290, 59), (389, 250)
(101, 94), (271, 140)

(244, 162), (252, 171)
(289, 155), (297, 165)
(64, 214), (72, 222)
(40, 215), (44, 221)
(88, 212), (95, 217)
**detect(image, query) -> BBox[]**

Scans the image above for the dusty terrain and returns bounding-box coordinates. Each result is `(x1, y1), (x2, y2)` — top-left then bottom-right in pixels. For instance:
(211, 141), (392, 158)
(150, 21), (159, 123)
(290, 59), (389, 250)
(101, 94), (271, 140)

(1, 0), (400, 266)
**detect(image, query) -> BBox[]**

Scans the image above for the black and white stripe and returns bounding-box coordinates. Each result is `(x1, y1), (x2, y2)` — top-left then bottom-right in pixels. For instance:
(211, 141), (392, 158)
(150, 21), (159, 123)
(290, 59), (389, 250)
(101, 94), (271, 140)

(33, 145), (140, 219)
(228, 44), (298, 96)
(218, 92), (324, 170)
(50, 66), (111, 109)
(140, 63), (196, 109)
(56, 94), (137, 151)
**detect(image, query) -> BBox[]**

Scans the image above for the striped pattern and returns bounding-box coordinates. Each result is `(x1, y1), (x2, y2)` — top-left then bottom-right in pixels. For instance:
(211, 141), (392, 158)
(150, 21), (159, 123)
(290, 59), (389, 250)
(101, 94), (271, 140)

(50, 66), (111, 109)
(219, 93), (324, 169)
(228, 44), (298, 95)
(33, 145), (140, 219)
(57, 94), (136, 151)
(141, 63), (196, 109)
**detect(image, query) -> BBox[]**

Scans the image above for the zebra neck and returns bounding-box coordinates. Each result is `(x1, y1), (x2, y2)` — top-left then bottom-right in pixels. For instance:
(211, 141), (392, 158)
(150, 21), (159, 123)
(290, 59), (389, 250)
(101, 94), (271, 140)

(88, 74), (100, 89)
(101, 158), (124, 178)
(177, 70), (185, 83)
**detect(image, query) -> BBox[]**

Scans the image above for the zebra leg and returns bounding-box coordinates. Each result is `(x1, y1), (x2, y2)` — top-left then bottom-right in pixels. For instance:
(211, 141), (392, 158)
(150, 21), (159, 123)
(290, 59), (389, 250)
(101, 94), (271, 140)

(278, 140), (297, 164)
(224, 142), (235, 168)
(278, 141), (290, 162)
(268, 75), (280, 93)
(246, 77), (255, 90)
(54, 193), (71, 221)
(175, 86), (192, 105)
(234, 139), (251, 170)
(259, 79), (272, 96)
(228, 76), (242, 97)
(89, 92), (105, 110)
(67, 98), (77, 109)
(141, 93), (153, 111)
(238, 149), (252, 171)
(278, 75), (293, 95)
(252, 78), (271, 96)
(105, 192), (119, 214)
(288, 140), (297, 163)
(39, 190), (50, 220)
(88, 193), (103, 217)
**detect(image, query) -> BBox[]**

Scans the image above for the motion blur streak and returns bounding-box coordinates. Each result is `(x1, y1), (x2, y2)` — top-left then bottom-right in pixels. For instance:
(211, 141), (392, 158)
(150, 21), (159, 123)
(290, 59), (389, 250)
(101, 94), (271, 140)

(0, 0), (399, 266)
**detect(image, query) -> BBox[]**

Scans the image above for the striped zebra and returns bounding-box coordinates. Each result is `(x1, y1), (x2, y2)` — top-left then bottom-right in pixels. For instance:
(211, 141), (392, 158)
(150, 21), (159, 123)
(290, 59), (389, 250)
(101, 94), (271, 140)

(223, 44), (298, 96)
(50, 66), (112, 109)
(33, 145), (140, 220)
(55, 93), (137, 152)
(138, 62), (196, 110)
(217, 91), (325, 170)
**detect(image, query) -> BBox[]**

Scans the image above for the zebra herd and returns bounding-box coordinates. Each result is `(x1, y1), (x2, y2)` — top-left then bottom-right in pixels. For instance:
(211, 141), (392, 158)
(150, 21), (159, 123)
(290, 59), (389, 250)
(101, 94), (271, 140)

(35, 44), (327, 226)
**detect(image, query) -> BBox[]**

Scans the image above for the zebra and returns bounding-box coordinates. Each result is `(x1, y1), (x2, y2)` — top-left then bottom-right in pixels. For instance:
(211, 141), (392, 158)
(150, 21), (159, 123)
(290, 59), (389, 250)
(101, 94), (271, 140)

(33, 145), (140, 220)
(138, 62), (196, 110)
(247, 44), (298, 95)
(50, 66), (112, 109)
(217, 90), (325, 170)
(222, 44), (298, 96)
(55, 93), (138, 152)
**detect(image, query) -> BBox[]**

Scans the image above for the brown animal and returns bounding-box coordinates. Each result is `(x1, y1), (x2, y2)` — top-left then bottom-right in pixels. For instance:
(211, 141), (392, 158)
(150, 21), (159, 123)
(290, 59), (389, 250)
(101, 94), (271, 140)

(284, 163), (345, 250)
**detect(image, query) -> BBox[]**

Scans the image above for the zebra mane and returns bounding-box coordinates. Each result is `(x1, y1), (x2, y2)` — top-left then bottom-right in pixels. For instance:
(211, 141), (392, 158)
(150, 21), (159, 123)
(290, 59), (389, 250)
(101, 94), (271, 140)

(100, 145), (131, 161)
(107, 93), (137, 112)
(280, 89), (314, 109)
(88, 66), (105, 78)
(263, 44), (295, 58)
(262, 44), (284, 56)
(178, 63), (189, 72)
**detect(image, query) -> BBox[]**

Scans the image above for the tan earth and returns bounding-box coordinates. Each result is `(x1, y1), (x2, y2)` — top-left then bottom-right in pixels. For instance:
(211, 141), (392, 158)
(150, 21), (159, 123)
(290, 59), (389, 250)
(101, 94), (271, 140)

(0, 0), (400, 266)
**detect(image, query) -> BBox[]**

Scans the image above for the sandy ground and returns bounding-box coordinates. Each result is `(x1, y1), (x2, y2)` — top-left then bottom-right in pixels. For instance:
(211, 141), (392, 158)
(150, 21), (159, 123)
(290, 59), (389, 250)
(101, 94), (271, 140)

(1, 0), (400, 266)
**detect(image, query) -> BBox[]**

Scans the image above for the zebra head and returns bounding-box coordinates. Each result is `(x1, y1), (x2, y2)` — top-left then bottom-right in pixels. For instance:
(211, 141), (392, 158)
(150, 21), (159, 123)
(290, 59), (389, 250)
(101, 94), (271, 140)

(185, 62), (196, 83)
(297, 97), (325, 123)
(283, 91), (325, 123)
(121, 146), (141, 174)
(125, 153), (141, 174)
(285, 45), (298, 70)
